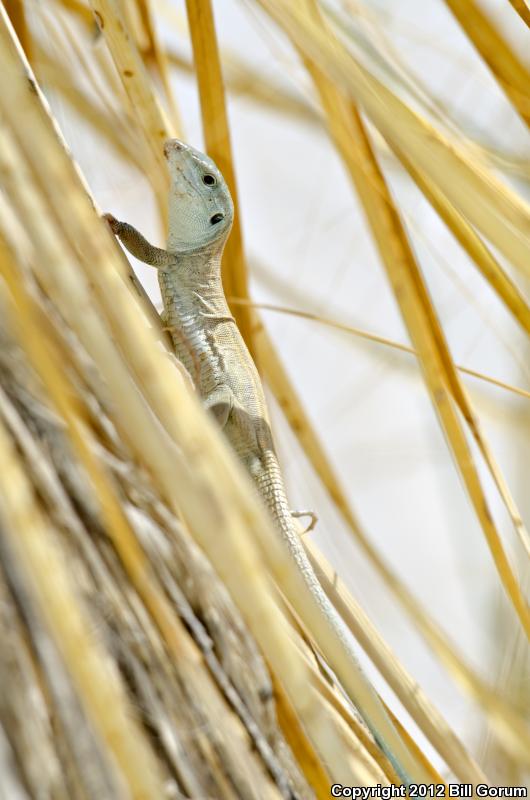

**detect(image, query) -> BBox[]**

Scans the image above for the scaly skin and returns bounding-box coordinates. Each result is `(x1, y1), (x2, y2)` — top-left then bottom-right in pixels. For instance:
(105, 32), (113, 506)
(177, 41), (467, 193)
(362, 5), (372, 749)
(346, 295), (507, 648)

(106, 139), (414, 785)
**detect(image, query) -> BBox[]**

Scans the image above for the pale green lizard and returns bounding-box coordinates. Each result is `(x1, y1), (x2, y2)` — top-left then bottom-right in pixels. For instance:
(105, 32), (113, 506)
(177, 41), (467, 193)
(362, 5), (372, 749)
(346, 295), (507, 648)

(105, 138), (413, 785)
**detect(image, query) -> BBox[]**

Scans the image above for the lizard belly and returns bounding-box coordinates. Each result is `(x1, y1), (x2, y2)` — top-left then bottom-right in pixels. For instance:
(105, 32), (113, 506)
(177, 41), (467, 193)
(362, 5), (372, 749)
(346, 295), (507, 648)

(166, 306), (274, 466)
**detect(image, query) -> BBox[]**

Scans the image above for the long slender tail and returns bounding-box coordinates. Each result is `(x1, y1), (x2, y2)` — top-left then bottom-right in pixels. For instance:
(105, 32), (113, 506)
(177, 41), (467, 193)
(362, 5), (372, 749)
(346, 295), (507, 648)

(253, 449), (413, 785)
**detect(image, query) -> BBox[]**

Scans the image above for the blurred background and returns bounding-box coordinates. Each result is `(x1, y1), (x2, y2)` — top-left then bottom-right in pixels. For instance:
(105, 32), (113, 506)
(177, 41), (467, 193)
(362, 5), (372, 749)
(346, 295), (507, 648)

(29, 0), (530, 780)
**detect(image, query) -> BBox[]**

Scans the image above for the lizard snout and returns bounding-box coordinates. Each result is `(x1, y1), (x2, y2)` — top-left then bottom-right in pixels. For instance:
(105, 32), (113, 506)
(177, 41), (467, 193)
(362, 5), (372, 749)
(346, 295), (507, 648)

(164, 138), (188, 159)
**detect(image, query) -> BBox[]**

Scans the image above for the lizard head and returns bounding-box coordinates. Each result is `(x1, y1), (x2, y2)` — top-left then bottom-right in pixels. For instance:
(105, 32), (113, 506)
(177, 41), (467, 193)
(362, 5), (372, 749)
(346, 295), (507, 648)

(164, 138), (234, 254)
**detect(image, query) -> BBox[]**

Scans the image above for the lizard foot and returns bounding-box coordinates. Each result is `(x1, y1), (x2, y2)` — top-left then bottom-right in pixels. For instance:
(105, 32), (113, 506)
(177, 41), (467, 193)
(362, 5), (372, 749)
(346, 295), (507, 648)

(291, 510), (317, 535)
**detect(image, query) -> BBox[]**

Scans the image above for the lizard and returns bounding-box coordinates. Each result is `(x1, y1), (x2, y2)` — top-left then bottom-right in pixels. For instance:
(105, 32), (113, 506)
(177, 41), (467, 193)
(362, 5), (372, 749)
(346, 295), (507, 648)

(104, 138), (413, 785)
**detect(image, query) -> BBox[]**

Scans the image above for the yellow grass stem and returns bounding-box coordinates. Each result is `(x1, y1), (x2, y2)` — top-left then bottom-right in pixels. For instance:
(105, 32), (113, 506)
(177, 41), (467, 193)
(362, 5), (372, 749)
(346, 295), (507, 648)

(272, 677), (333, 797)
(0, 250), (286, 793)
(282, 587), (404, 784)
(400, 155), (530, 340)
(385, 709), (446, 787)
(3, 0), (30, 58)
(59, 0), (93, 23)
(137, 0), (183, 133)
(184, 0), (255, 355)
(394, 155), (530, 563)
(89, 0), (171, 209)
(164, 37), (529, 179)
(507, 0), (530, 28)
(442, 0), (530, 128)
(286, 625), (400, 784)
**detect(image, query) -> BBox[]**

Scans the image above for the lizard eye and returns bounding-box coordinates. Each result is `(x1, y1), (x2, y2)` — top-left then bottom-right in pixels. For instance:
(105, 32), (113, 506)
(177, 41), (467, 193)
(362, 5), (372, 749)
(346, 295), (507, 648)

(210, 213), (224, 225)
(203, 174), (216, 186)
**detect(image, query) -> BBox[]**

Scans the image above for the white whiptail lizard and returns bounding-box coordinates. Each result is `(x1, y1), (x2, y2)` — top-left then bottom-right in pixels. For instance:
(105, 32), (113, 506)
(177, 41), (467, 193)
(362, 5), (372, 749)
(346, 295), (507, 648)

(105, 138), (413, 785)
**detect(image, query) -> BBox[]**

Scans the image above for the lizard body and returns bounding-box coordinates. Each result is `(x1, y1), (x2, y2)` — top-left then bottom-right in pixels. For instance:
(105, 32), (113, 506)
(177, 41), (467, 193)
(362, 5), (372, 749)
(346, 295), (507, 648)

(106, 139), (412, 785)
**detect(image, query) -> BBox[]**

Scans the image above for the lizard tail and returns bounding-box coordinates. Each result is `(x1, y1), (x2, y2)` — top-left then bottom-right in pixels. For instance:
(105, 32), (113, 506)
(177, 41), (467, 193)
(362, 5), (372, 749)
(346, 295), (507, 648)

(253, 449), (414, 786)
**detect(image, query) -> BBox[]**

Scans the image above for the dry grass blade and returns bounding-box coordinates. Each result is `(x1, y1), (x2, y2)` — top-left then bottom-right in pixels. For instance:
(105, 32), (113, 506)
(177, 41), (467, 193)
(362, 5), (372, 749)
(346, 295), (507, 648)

(136, 0), (183, 133)
(381, 165), (530, 559)
(164, 29), (530, 178)
(284, 621), (401, 784)
(385, 711), (445, 787)
(88, 0), (171, 210)
(185, 0), (255, 352)
(233, 296), (530, 402)
(380, 160), (530, 559)
(272, 679), (332, 797)
(400, 154), (530, 343)
(3, 0), (30, 56)
(59, 0), (94, 23)
(442, 0), (530, 128)
(0, 204), (158, 593)
(507, 0), (530, 28)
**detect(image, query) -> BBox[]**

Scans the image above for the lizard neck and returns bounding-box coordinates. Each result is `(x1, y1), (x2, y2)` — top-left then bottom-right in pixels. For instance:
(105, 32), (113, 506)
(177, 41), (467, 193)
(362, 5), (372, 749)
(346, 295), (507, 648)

(159, 251), (228, 315)
(164, 244), (225, 297)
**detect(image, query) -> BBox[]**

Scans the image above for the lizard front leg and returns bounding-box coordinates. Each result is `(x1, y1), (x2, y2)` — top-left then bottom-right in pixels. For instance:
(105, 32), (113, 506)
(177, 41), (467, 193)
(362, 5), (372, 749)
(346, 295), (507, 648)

(104, 213), (176, 269)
